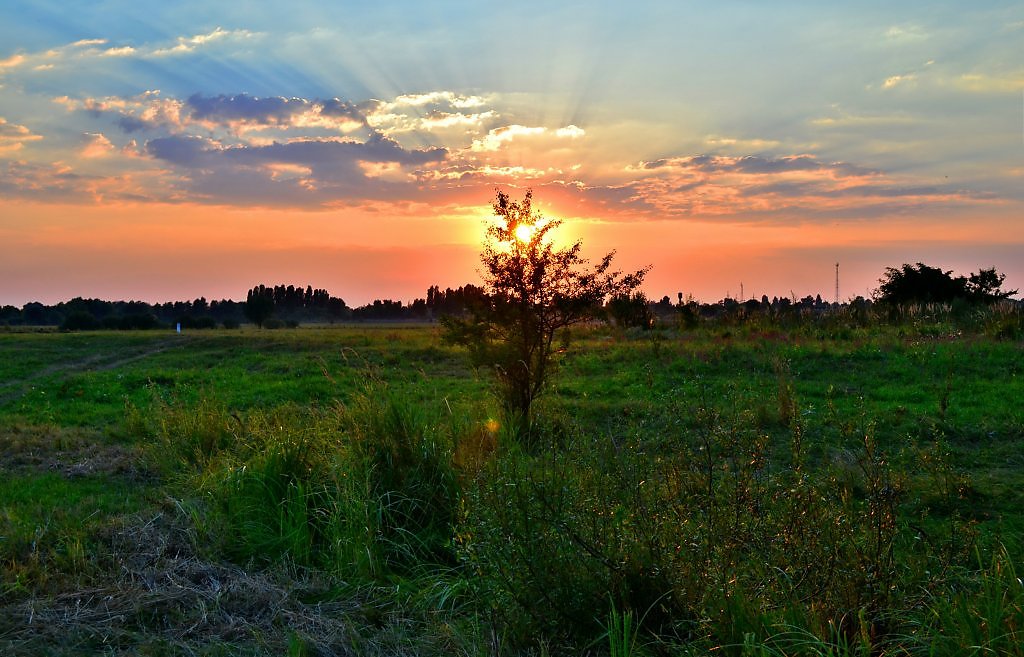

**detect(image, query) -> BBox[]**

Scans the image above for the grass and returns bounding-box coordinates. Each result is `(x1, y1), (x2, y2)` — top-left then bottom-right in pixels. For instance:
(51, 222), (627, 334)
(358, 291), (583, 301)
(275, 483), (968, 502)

(0, 321), (1021, 654)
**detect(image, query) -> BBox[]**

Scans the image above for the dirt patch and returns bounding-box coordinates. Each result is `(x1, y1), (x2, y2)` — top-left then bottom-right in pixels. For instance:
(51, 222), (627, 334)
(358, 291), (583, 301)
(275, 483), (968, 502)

(0, 425), (149, 481)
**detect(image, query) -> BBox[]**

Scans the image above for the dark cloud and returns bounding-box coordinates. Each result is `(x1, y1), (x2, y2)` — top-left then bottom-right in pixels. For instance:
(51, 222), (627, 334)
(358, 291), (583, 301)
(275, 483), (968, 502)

(320, 98), (363, 121)
(147, 133), (444, 168)
(186, 93), (366, 127)
(732, 155), (822, 174)
(142, 133), (447, 206)
(641, 154), (874, 177)
(145, 136), (214, 167)
(187, 93), (309, 124)
(116, 115), (153, 133)
(224, 134), (445, 168)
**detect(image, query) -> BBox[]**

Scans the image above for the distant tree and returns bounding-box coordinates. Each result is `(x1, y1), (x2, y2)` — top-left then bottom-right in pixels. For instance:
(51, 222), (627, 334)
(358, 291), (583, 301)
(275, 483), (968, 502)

(245, 285), (275, 328)
(60, 311), (99, 331)
(443, 189), (649, 432)
(607, 292), (653, 329)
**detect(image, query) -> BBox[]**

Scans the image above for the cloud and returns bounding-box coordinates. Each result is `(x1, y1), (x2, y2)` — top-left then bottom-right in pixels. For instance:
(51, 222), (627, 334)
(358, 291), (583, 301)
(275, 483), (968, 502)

(22, 84), (1010, 218)
(882, 73), (916, 89)
(616, 153), (982, 220)
(145, 135), (216, 166)
(0, 160), (91, 202)
(809, 110), (916, 128)
(872, 60), (1022, 96)
(420, 110), (496, 130)
(80, 132), (115, 158)
(55, 91), (187, 133)
(142, 133), (447, 206)
(884, 25), (929, 42)
(555, 125), (585, 139)
(0, 28), (259, 79)
(101, 46), (136, 57)
(150, 27), (255, 57)
(0, 54), (26, 70)
(470, 124), (583, 152)
(0, 117), (43, 153)
(704, 135), (781, 151)
(185, 93), (367, 134)
(385, 92), (487, 110)
(954, 72), (1024, 94)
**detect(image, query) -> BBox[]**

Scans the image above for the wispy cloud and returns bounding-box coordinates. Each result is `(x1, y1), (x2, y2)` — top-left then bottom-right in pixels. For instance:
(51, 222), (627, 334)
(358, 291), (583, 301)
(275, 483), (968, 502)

(0, 117), (43, 153)
(0, 28), (259, 77)
(613, 153), (984, 219)
(150, 27), (256, 57)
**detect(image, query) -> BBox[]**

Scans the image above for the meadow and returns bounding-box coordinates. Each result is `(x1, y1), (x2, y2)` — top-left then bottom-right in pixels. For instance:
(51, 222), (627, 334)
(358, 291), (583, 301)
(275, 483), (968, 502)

(0, 319), (1022, 655)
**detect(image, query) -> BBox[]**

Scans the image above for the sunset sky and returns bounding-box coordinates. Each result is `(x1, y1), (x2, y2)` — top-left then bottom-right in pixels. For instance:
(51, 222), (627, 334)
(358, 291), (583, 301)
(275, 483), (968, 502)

(1, 1), (1021, 306)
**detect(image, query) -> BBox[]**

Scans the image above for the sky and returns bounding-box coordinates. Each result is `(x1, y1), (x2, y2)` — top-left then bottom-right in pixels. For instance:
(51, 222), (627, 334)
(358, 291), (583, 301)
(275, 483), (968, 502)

(1, 0), (1021, 306)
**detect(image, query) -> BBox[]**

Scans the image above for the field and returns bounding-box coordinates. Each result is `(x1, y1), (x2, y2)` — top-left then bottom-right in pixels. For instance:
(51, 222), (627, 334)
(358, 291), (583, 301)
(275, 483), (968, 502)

(1, 323), (1022, 655)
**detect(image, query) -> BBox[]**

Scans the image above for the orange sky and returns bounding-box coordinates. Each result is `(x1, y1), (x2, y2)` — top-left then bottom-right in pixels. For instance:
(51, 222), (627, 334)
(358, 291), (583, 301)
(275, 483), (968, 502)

(3, 196), (1019, 306)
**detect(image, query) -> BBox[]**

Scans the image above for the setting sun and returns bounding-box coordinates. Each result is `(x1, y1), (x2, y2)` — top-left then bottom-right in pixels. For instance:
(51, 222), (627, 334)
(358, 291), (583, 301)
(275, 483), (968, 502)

(514, 223), (535, 244)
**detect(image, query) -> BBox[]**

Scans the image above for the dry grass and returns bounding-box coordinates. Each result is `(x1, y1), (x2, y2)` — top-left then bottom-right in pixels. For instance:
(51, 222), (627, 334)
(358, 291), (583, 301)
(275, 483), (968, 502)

(1, 508), (367, 655)
(0, 425), (146, 480)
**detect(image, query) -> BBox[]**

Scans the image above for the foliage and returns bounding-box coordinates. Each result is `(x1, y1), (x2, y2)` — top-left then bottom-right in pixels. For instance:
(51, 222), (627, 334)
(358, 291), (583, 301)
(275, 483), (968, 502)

(875, 262), (1016, 306)
(443, 189), (649, 429)
(607, 292), (654, 330)
(59, 310), (100, 331)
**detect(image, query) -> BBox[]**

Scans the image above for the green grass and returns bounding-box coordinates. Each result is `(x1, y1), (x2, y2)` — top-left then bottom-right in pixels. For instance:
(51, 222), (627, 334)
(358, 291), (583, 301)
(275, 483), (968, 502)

(1, 323), (1022, 655)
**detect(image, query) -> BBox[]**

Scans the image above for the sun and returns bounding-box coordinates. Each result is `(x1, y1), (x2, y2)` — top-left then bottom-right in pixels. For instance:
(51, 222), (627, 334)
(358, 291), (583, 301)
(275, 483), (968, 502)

(514, 223), (535, 243)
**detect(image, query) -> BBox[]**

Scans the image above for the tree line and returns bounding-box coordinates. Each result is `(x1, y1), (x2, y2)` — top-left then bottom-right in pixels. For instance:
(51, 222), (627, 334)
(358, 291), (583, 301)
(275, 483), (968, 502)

(0, 261), (1015, 332)
(0, 283), (490, 330)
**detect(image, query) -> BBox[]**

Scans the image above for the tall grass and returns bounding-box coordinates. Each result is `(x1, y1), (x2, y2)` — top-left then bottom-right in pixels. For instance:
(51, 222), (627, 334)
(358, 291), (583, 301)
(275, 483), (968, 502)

(126, 327), (1019, 655)
(457, 382), (985, 653)
(147, 383), (459, 582)
(923, 546), (1024, 656)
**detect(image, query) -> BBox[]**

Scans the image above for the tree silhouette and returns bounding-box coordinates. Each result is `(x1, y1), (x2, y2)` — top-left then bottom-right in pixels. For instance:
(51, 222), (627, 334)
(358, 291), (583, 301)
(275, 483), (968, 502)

(876, 263), (1016, 305)
(244, 285), (275, 328)
(443, 189), (649, 434)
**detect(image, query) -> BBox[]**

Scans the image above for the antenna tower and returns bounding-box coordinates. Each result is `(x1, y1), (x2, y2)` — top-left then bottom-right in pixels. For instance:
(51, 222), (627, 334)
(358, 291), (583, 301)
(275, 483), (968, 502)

(835, 262), (840, 304)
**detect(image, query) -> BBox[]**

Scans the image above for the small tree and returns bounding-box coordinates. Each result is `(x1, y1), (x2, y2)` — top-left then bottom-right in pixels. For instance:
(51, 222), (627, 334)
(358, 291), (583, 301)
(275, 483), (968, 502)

(444, 189), (649, 432)
(966, 267), (1017, 303)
